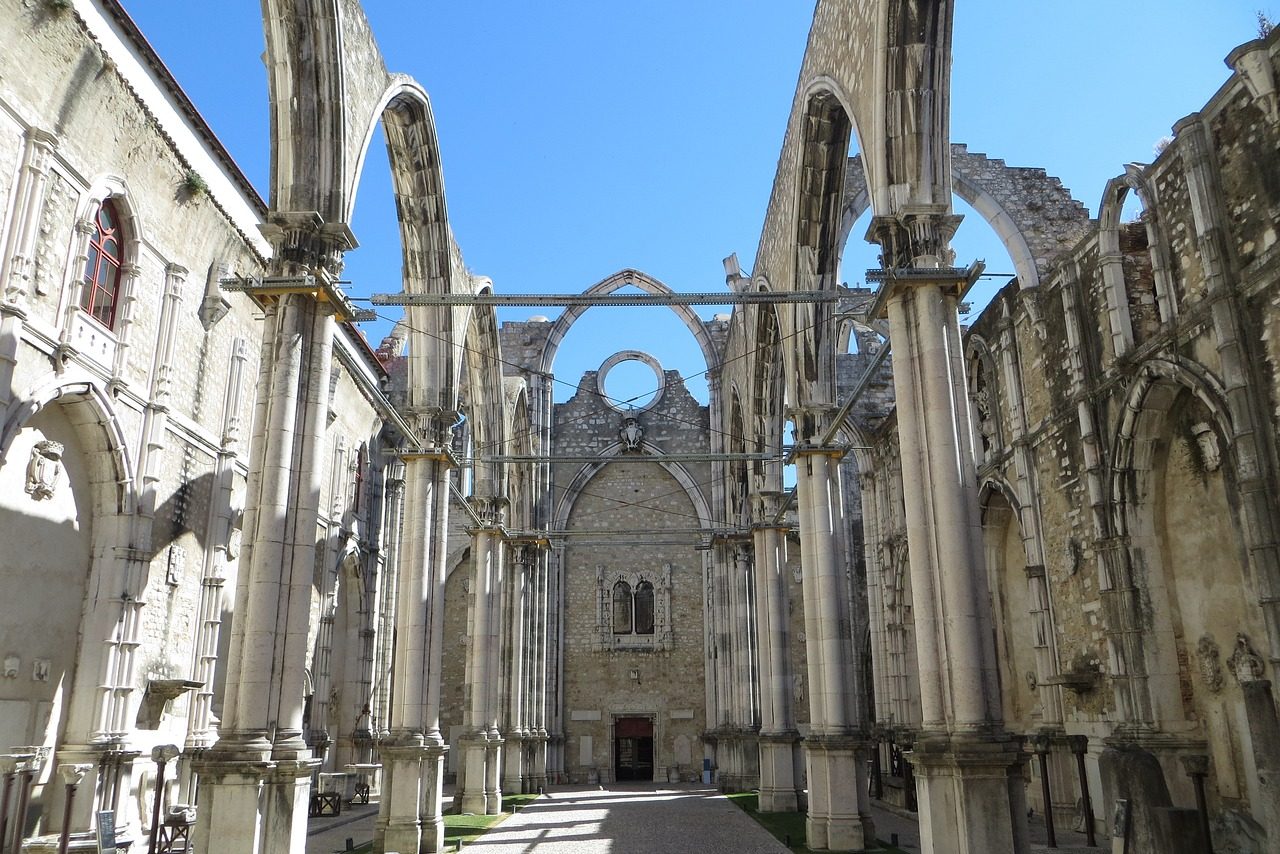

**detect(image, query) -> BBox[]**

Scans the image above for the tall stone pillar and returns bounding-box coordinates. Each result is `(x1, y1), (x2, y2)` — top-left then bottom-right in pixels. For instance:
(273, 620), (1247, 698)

(502, 544), (532, 795)
(870, 211), (1027, 854)
(193, 215), (357, 854)
(752, 491), (803, 812)
(458, 498), (506, 815)
(376, 412), (455, 854)
(530, 545), (551, 790)
(792, 413), (873, 852)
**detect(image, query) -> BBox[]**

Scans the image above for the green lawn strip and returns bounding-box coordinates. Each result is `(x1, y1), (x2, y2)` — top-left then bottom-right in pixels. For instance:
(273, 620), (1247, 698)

(348, 793), (542, 853)
(725, 792), (908, 854)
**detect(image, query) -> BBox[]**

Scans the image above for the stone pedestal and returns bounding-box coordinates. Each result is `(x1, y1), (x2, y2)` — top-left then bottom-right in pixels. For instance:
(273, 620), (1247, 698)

(803, 735), (873, 852)
(530, 731), (549, 791)
(910, 733), (1028, 854)
(484, 736), (504, 814)
(377, 743), (424, 854)
(758, 731), (802, 812)
(458, 736), (489, 814)
(502, 732), (525, 795)
(192, 758), (317, 854)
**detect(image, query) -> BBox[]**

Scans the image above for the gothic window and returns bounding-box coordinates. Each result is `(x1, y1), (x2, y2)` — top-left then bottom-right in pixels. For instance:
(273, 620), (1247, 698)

(612, 580), (633, 634)
(634, 581), (655, 635)
(598, 566), (673, 651)
(80, 199), (124, 328)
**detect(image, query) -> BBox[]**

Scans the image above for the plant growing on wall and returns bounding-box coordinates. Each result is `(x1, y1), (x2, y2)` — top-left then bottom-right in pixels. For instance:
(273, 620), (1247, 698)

(180, 169), (209, 199)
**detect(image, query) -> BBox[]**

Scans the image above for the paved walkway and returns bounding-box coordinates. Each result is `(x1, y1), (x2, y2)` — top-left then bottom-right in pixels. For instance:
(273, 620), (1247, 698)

(304, 787), (1100, 853)
(447, 785), (789, 854)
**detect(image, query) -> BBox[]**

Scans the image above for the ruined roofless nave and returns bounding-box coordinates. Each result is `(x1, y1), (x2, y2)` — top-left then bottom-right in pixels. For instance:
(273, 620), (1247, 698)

(1, 1), (1279, 853)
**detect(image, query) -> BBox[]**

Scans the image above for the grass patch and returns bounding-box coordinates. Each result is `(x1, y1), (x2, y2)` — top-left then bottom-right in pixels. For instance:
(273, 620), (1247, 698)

(726, 792), (909, 854)
(347, 793), (542, 853)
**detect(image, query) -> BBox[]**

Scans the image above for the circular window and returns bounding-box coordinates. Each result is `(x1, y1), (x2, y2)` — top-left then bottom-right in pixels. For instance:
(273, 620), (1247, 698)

(596, 351), (666, 413)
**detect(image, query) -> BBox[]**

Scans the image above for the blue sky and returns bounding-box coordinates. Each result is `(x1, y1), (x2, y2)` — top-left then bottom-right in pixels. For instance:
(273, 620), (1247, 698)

(121, 0), (1271, 405)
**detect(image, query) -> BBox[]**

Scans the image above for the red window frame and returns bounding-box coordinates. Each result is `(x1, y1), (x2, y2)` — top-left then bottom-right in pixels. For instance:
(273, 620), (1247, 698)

(80, 200), (124, 329)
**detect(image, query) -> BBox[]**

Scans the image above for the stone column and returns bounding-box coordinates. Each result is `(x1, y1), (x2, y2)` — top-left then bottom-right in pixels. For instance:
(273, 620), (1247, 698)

(502, 544), (531, 795)
(376, 413), (454, 854)
(194, 216), (357, 854)
(458, 499), (506, 814)
(531, 545), (551, 790)
(870, 211), (1027, 854)
(792, 415), (872, 852)
(752, 491), (802, 812)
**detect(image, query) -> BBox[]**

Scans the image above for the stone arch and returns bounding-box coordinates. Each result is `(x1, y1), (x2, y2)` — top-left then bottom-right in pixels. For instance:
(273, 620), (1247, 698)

(838, 147), (1092, 291)
(1108, 357), (1255, 731)
(2, 376), (135, 516)
(1098, 166), (1178, 356)
(787, 87), (853, 409)
(535, 269), (720, 377)
(550, 441), (714, 534)
(744, 293), (785, 492)
(503, 379), (534, 531)
(259, 0), (393, 221)
(456, 290), (507, 499)
(966, 333), (1003, 466)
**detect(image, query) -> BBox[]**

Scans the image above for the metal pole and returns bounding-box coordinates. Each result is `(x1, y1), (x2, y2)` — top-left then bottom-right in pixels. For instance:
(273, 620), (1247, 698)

(54, 765), (90, 854)
(1067, 735), (1096, 847)
(8, 766), (35, 854)
(0, 766), (15, 852)
(1032, 735), (1056, 848)
(148, 746), (179, 854)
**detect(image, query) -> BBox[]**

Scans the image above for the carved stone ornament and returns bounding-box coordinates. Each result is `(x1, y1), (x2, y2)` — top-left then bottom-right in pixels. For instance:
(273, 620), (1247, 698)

(1191, 422), (1222, 472)
(32, 659), (50, 682)
(619, 416), (644, 451)
(3, 655), (18, 679)
(1227, 633), (1265, 684)
(1196, 635), (1225, 693)
(24, 439), (64, 501)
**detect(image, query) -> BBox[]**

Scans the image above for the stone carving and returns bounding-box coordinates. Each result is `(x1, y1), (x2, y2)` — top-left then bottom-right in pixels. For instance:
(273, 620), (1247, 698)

(619, 416), (644, 451)
(1227, 633), (1265, 684)
(792, 673), (805, 704)
(24, 439), (64, 501)
(3, 655), (18, 678)
(1196, 635), (1225, 693)
(32, 659), (50, 682)
(1192, 422), (1222, 472)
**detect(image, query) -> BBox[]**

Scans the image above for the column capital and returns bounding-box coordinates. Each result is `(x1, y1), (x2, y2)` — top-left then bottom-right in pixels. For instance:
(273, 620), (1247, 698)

(258, 211), (357, 281)
(865, 205), (963, 270)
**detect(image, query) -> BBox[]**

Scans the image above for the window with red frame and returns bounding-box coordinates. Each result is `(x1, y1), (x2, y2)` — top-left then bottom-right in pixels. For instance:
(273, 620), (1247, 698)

(80, 200), (124, 328)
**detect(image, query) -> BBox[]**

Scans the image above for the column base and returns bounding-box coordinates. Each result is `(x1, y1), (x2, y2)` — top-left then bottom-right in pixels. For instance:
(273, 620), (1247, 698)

(909, 731), (1029, 854)
(375, 735), (451, 854)
(502, 733), (525, 795)
(484, 736), (504, 814)
(758, 731), (802, 813)
(803, 734), (874, 852)
(457, 737), (490, 815)
(192, 754), (318, 854)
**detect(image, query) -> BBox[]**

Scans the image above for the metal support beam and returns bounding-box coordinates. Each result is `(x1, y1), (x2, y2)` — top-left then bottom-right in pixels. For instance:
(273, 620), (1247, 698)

(479, 453), (779, 464)
(370, 290), (841, 308)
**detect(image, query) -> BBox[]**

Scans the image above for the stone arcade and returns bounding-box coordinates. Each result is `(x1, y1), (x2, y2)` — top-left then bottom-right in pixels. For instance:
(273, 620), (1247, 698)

(1, 1), (1279, 853)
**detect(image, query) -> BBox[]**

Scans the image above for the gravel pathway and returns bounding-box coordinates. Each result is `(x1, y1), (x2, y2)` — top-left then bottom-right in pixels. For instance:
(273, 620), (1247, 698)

(456, 784), (790, 854)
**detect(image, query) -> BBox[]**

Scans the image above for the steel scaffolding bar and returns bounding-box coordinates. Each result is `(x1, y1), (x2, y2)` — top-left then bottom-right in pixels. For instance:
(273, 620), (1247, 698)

(370, 290), (839, 307)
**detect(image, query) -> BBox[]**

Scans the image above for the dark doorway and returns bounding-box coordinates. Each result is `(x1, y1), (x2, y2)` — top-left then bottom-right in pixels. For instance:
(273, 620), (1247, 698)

(614, 716), (654, 781)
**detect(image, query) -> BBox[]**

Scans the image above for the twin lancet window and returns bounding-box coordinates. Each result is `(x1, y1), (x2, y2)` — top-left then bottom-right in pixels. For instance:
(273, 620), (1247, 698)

(597, 565), (674, 652)
(612, 580), (655, 635)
